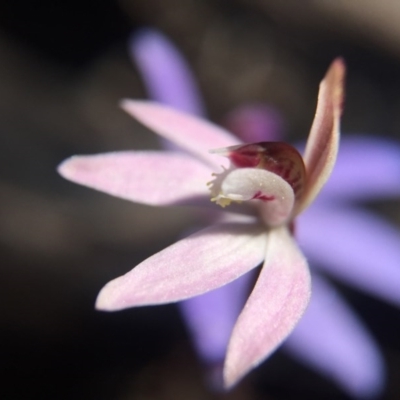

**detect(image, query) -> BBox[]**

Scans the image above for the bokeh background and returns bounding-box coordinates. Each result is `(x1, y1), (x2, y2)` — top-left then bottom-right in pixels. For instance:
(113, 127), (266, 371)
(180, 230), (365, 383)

(1, 1), (400, 399)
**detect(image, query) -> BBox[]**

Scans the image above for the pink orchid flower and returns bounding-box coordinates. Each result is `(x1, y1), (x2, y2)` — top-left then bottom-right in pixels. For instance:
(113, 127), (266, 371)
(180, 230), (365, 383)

(131, 29), (391, 398)
(58, 57), (345, 387)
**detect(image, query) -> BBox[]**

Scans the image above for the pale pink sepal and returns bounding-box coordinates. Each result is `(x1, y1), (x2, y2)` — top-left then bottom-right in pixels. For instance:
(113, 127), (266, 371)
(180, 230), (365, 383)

(298, 58), (345, 214)
(224, 226), (311, 388)
(95, 222), (267, 311)
(58, 151), (211, 206)
(121, 100), (240, 167)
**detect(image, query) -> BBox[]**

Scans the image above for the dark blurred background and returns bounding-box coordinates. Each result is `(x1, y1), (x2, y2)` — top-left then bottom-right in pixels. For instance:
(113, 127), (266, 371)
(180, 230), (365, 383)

(0, 1), (400, 399)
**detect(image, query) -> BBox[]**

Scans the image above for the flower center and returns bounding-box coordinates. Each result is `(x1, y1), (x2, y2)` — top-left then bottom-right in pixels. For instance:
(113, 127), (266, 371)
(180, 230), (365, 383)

(208, 142), (306, 226)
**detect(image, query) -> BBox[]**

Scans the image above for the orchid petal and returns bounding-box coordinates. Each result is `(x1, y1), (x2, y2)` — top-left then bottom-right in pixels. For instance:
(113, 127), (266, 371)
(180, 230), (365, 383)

(224, 226), (311, 388)
(179, 270), (255, 364)
(96, 222), (267, 310)
(298, 58), (345, 214)
(121, 100), (240, 167)
(216, 168), (294, 227)
(223, 104), (284, 143)
(318, 135), (400, 201)
(58, 151), (212, 206)
(298, 205), (400, 306)
(130, 29), (205, 116)
(285, 275), (384, 398)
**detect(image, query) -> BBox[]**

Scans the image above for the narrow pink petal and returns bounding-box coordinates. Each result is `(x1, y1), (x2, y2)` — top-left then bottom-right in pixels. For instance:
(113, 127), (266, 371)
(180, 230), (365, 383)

(224, 226), (311, 388)
(121, 100), (240, 167)
(298, 58), (345, 214)
(58, 151), (212, 206)
(130, 29), (206, 116)
(95, 222), (267, 310)
(285, 275), (384, 398)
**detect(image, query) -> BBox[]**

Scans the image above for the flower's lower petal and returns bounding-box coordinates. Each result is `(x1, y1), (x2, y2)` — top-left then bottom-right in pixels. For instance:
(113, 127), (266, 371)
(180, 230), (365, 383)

(121, 100), (240, 167)
(298, 205), (400, 306)
(224, 226), (311, 388)
(130, 29), (206, 117)
(96, 222), (267, 311)
(285, 274), (385, 399)
(58, 151), (212, 206)
(319, 135), (400, 201)
(179, 270), (255, 365)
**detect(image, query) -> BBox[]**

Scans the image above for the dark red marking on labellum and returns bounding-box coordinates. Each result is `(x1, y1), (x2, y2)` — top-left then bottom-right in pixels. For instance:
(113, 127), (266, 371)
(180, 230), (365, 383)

(252, 191), (275, 201)
(228, 145), (261, 168)
(228, 142), (306, 203)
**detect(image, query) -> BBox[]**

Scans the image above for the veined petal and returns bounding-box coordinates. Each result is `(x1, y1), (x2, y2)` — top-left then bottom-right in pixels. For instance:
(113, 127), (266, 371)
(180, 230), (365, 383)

(96, 222), (267, 310)
(121, 100), (240, 167)
(58, 151), (211, 206)
(130, 29), (206, 116)
(318, 135), (400, 201)
(213, 168), (294, 227)
(298, 58), (345, 214)
(224, 226), (311, 388)
(298, 205), (400, 306)
(285, 275), (384, 398)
